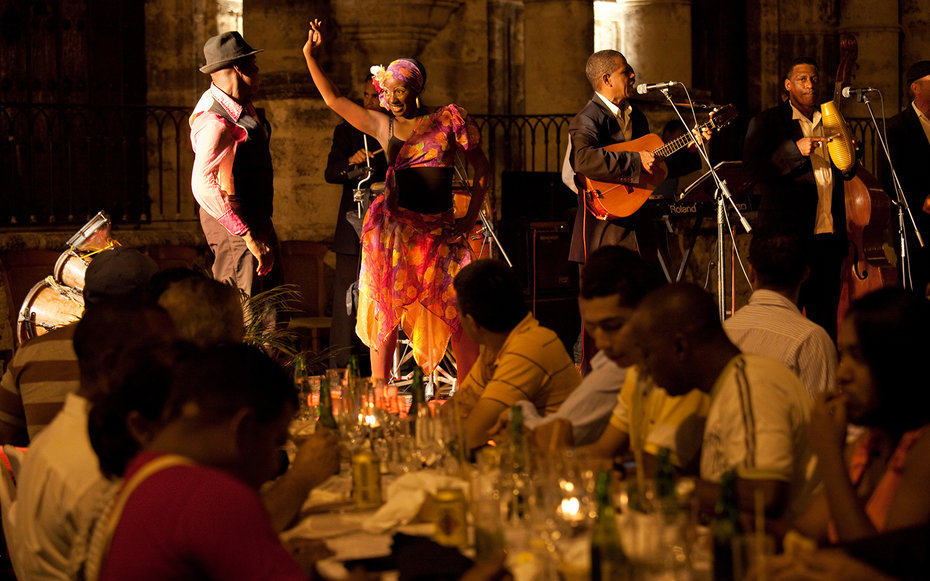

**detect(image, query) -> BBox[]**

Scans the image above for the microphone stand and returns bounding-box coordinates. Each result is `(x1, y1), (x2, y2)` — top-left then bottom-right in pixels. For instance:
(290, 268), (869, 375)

(859, 92), (924, 290)
(659, 85), (751, 320)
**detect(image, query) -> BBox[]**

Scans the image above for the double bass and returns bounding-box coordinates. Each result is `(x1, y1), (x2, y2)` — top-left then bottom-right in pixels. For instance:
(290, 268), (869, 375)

(827, 34), (897, 327)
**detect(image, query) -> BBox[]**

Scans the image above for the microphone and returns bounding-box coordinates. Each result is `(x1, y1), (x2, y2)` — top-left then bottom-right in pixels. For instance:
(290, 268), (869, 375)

(636, 81), (679, 94)
(841, 86), (878, 100)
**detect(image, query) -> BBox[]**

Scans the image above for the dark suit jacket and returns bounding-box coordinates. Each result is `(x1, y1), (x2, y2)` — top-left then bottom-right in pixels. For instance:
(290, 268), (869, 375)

(878, 103), (930, 235)
(324, 121), (388, 255)
(743, 99), (848, 243)
(567, 96), (650, 262)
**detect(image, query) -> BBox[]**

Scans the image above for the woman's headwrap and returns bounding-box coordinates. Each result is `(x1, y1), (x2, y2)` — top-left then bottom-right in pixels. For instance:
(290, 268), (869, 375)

(370, 58), (426, 109)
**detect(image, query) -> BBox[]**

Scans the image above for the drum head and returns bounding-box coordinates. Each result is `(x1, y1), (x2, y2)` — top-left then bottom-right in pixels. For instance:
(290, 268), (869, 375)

(66, 211), (112, 252)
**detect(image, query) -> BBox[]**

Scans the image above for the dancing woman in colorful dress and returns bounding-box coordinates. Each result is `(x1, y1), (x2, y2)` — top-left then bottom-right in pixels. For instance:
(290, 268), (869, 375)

(302, 19), (488, 382)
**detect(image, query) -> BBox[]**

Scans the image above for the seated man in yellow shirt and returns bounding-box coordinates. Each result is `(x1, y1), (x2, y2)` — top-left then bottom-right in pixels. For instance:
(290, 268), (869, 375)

(444, 259), (581, 451)
(576, 246), (709, 474)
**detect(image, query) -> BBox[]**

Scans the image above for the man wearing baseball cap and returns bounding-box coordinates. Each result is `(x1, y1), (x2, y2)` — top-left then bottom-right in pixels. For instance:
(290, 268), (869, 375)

(190, 31), (281, 296)
(879, 60), (930, 295)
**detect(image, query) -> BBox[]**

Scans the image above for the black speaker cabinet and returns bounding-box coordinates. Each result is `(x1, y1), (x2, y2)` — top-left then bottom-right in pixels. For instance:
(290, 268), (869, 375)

(500, 171), (576, 223)
(530, 294), (580, 356)
(527, 221), (577, 294)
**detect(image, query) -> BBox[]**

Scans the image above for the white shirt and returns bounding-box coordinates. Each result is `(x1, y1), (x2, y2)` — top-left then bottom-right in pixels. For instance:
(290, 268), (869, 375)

(595, 92), (633, 141)
(9, 393), (110, 580)
(912, 101), (930, 145)
(519, 350), (626, 445)
(724, 289), (837, 398)
(701, 354), (819, 519)
(790, 102), (835, 234)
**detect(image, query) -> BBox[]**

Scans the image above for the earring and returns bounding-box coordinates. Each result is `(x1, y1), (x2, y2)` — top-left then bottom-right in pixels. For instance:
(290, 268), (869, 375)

(415, 96), (421, 109)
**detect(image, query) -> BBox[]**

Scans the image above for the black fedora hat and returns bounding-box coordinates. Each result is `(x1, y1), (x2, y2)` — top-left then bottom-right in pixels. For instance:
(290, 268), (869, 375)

(200, 31), (263, 74)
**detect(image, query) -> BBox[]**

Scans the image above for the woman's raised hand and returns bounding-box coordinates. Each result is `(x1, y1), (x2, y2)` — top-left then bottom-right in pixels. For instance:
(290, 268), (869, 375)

(303, 19), (323, 58)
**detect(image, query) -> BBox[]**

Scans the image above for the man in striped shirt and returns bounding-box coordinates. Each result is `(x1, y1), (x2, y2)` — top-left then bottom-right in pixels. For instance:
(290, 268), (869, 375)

(632, 283), (818, 519)
(445, 259), (581, 451)
(724, 230), (837, 398)
(0, 324), (80, 445)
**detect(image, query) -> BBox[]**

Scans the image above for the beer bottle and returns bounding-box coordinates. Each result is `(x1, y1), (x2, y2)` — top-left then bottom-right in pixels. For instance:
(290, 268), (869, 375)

(317, 376), (339, 432)
(713, 470), (742, 581)
(408, 365), (428, 436)
(656, 446), (678, 520)
(346, 354), (361, 417)
(509, 404), (529, 474)
(591, 470), (631, 581)
(408, 365), (425, 416)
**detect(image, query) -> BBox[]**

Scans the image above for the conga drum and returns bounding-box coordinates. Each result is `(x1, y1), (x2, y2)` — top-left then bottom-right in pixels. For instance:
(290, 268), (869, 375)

(17, 277), (85, 345)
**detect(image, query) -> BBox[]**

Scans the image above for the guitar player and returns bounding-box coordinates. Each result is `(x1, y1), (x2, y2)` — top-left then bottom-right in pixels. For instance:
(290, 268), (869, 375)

(567, 50), (710, 269)
(567, 49), (708, 373)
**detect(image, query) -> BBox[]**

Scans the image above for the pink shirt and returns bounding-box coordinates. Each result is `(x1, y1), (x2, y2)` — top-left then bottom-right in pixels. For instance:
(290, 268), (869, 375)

(189, 84), (251, 235)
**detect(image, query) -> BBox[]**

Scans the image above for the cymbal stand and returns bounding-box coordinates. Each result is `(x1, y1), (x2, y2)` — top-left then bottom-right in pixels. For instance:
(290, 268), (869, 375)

(859, 91), (924, 290)
(659, 85), (752, 320)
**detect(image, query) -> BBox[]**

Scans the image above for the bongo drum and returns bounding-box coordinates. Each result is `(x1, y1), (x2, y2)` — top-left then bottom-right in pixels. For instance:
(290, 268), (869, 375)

(53, 250), (91, 290)
(17, 277), (85, 345)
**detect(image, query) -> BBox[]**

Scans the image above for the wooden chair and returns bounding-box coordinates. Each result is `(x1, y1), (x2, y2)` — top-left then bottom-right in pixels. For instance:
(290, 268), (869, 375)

(0, 450), (24, 580)
(1, 446), (24, 482)
(277, 241), (333, 353)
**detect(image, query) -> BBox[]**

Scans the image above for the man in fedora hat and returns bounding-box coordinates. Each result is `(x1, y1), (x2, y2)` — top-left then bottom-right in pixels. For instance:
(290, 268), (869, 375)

(879, 60), (930, 295)
(190, 31), (281, 296)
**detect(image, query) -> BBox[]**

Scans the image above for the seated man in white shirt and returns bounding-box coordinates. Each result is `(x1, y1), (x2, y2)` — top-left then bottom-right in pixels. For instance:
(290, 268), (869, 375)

(632, 283), (819, 519)
(11, 300), (177, 580)
(724, 229), (836, 398)
(518, 246), (659, 446)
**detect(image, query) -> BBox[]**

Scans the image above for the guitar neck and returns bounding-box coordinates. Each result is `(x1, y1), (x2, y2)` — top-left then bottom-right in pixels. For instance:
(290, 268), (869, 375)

(653, 124), (706, 159)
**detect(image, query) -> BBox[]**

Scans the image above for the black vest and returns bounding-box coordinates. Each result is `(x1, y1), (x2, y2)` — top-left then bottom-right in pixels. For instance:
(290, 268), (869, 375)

(208, 99), (274, 232)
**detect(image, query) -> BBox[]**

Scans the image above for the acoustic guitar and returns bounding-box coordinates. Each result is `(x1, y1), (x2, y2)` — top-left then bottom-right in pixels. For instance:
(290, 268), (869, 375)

(581, 104), (738, 220)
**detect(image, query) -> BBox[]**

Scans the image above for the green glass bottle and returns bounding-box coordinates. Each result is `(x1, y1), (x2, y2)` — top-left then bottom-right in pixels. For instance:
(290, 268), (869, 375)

(509, 404), (529, 473)
(317, 376), (339, 432)
(346, 354), (361, 418)
(591, 470), (631, 581)
(655, 446), (678, 520)
(713, 470), (742, 581)
(408, 365), (426, 418)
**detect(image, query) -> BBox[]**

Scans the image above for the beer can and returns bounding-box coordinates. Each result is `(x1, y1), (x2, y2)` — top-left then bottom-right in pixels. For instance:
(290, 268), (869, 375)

(351, 449), (382, 509)
(434, 487), (468, 547)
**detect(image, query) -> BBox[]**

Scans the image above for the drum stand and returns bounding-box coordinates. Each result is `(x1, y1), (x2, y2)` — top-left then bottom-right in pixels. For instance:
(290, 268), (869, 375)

(452, 160), (512, 267)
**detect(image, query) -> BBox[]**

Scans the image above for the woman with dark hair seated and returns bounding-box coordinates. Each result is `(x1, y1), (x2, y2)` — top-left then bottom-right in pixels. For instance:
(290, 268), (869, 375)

(791, 287), (930, 544)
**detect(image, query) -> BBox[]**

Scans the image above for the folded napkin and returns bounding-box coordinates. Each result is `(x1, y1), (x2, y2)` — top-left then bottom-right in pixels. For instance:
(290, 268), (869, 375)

(362, 471), (468, 533)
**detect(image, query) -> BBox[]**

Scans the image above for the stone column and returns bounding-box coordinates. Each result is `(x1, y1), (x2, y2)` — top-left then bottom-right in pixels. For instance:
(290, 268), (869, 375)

(594, 1), (623, 53)
(523, 0), (593, 115)
(839, 0), (900, 116)
(487, 0), (524, 115)
(615, 0), (692, 90)
(901, 0), (930, 109)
